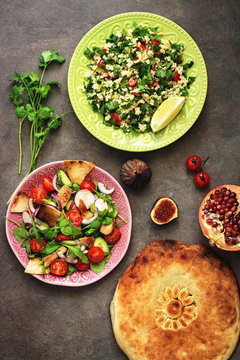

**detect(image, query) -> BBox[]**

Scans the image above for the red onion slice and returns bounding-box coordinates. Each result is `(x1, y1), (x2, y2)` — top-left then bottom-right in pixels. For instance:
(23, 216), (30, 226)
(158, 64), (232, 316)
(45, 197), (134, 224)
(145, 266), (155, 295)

(98, 182), (114, 195)
(28, 198), (35, 213)
(66, 250), (78, 264)
(57, 251), (67, 261)
(51, 192), (62, 211)
(52, 174), (60, 192)
(57, 250), (78, 264)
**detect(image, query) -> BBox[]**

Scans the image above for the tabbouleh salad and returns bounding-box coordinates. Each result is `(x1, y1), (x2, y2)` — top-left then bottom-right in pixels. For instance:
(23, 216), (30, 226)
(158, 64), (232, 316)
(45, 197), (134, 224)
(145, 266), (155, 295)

(83, 22), (195, 133)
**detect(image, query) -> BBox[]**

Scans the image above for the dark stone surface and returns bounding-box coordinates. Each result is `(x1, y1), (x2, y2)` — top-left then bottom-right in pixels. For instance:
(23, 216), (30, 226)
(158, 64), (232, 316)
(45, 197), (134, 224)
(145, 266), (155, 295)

(1, 0), (239, 359)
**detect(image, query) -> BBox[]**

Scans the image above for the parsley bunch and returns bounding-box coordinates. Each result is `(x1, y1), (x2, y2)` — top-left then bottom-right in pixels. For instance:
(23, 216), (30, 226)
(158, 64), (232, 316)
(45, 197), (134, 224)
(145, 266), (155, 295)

(9, 50), (71, 188)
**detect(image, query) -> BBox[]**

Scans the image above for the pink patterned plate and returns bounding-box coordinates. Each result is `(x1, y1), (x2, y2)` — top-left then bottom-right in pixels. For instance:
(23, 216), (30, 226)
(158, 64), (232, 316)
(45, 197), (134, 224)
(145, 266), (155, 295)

(6, 161), (132, 286)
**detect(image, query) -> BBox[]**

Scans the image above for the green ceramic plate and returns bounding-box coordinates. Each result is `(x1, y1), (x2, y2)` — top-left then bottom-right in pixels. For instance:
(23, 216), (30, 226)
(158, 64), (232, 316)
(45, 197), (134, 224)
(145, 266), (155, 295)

(68, 12), (208, 152)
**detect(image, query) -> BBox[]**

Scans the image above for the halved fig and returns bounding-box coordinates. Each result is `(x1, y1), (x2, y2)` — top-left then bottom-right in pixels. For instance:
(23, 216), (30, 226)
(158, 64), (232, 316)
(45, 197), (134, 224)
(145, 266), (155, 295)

(198, 185), (240, 251)
(151, 197), (178, 225)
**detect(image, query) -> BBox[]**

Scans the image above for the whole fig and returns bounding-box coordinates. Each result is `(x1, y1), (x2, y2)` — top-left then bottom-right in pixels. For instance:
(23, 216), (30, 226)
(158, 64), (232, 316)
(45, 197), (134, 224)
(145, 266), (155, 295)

(120, 159), (151, 188)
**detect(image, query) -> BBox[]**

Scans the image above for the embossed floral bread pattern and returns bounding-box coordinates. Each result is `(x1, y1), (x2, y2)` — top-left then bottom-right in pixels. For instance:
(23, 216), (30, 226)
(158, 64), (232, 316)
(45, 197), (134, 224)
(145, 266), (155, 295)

(68, 12), (208, 151)
(155, 285), (197, 330)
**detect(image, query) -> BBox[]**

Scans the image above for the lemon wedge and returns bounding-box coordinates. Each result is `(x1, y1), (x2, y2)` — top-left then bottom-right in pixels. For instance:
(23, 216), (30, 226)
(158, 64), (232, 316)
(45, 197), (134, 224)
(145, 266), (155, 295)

(150, 96), (185, 133)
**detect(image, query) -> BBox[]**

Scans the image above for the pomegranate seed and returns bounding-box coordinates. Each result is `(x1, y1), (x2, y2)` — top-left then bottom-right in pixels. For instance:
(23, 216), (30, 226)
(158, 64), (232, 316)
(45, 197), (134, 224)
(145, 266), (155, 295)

(233, 225), (238, 230)
(210, 194), (214, 199)
(204, 205), (209, 210)
(233, 219), (237, 225)
(204, 210), (208, 214)
(232, 230), (237, 236)
(221, 187), (227, 193)
(232, 237), (238, 244)
(233, 202), (238, 206)
(219, 215), (224, 221)
(230, 192), (236, 198)
(209, 208), (213, 212)
(206, 219), (212, 225)
(231, 206), (237, 212)
(215, 190), (220, 194)
(225, 231), (231, 237)
(212, 222), (218, 227)
(213, 206), (217, 212)
(226, 226), (232, 232)
(217, 205), (221, 210)
(219, 209), (225, 215)
(221, 201), (226, 205)
(225, 238), (232, 244)
(226, 211), (233, 218)
(226, 190), (231, 196)
(224, 196), (229, 201)
(224, 218), (230, 224)
(228, 198), (235, 204)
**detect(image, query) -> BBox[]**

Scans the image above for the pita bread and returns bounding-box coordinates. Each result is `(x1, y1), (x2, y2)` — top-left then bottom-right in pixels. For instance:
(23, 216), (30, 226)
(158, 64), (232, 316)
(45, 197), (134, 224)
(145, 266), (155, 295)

(110, 240), (240, 360)
(11, 191), (29, 213)
(24, 257), (50, 275)
(64, 160), (95, 185)
(57, 185), (72, 208)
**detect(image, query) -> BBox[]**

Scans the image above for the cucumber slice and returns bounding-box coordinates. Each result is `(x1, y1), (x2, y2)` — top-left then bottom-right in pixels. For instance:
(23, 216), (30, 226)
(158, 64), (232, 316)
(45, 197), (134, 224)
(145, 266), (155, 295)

(94, 237), (110, 255)
(66, 199), (74, 211)
(57, 170), (72, 187)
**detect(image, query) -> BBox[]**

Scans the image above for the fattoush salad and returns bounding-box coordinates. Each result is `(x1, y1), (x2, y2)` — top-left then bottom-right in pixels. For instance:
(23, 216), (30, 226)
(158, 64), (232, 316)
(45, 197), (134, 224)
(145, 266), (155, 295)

(83, 22), (195, 133)
(10, 160), (125, 276)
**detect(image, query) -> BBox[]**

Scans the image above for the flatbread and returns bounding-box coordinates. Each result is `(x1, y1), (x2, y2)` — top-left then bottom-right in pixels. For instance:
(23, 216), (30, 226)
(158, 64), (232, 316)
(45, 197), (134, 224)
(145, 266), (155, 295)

(64, 160), (95, 185)
(110, 240), (240, 360)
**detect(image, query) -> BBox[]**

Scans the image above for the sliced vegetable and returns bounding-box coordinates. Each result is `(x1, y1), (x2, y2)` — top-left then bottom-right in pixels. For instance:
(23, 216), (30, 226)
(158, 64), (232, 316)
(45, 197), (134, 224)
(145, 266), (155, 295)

(30, 187), (47, 204)
(66, 209), (83, 226)
(104, 228), (121, 244)
(87, 246), (105, 263)
(95, 198), (108, 211)
(80, 180), (96, 192)
(97, 182), (114, 195)
(30, 238), (47, 252)
(50, 258), (68, 276)
(57, 169), (72, 187)
(74, 189), (95, 209)
(94, 237), (110, 255)
(42, 176), (55, 191)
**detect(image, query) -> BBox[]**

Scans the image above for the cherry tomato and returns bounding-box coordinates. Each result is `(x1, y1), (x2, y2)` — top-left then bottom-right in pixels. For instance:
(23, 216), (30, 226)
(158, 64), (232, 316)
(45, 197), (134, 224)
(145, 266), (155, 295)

(151, 67), (156, 71)
(111, 112), (121, 126)
(30, 238), (46, 252)
(128, 77), (138, 87)
(97, 59), (105, 69)
(66, 209), (82, 226)
(186, 155), (202, 172)
(87, 247), (104, 263)
(80, 180), (96, 192)
(75, 258), (90, 271)
(104, 227), (121, 244)
(30, 187), (47, 204)
(195, 171), (210, 188)
(138, 43), (146, 52)
(50, 258), (68, 276)
(56, 234), (72, 242)
(42, 176), (55, 191)
(148, 80), (159, 88)
(173, 71), (181, 82)
(152, 40), (160, 45)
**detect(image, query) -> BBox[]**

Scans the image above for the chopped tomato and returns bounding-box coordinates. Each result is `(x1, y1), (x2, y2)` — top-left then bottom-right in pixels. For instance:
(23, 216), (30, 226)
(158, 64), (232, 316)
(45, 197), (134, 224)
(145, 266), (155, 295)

(151, 67), (156, 72)
(87, 247), (104, 263)
(97, 59), (105, 69)
(30, 187), (47, 204)
(128, 77), (138, 87)
(50, 258), (68, 276)
(66, 209), (82, 226)
(80, 180), (96, 192)
(132, 92), (141, 97)
(173, 71), (181, 82)
(42, 176), (55, 191)
(138, 43), (146, 52)
(104, 227), (121, 244)
(30, 238), (46, 252)
(148, 80), (159, 88)
(56, 234), (72, 242)
(111, 112), (121, 126)
(75, 258), (90, 271)
(152, 40), (160, 45)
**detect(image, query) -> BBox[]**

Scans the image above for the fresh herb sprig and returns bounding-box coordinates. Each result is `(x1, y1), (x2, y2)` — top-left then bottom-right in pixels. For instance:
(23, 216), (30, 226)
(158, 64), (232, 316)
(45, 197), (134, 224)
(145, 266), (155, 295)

(9, 50), (71, 202)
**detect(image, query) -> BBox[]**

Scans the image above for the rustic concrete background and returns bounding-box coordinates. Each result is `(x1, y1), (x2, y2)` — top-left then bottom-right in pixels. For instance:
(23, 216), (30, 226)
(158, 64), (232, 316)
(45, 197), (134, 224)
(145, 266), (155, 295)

(1, 0), (240, 359)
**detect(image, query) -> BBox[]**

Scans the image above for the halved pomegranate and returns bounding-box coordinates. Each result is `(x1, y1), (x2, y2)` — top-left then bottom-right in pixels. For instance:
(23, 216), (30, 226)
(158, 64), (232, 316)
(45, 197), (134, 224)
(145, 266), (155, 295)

(199, 185), (240, 251)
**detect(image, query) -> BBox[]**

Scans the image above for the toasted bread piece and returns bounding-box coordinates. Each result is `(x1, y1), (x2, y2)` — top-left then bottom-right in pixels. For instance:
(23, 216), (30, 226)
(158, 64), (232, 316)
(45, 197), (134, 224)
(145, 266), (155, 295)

(24, 257), (50, 275)
(78, 199), (93, 220)
(11, 191), (29, 213)
(100, 220), (115, 235)
(79, 236), (95, 248)
(43, 246), (67, 268)
(64, 160), (95, 184)
(37, 205), (61, 227)
(57, 185), (72, 208)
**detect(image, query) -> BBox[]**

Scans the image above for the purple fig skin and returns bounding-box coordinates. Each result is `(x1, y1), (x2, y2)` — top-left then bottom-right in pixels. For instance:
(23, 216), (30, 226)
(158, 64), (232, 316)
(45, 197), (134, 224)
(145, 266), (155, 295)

(120, 159), (151, 188)
(151, 197), (178, 225)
